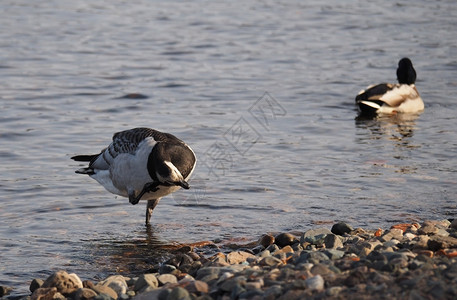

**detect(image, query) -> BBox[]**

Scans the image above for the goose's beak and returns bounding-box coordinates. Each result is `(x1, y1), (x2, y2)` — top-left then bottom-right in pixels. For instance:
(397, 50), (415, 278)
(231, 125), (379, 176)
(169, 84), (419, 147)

(178, 180), (190, 189)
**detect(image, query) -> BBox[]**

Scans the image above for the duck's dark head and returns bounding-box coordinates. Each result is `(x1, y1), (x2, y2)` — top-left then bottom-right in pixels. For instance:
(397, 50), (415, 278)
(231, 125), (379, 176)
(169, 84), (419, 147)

(397, 57), (416, 85)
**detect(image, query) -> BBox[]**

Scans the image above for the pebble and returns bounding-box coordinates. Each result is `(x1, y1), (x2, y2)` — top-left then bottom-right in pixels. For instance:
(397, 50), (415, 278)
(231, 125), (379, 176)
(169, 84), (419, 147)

(0, 286), (12, 297)
(305, 275), (325, 291)
(41, 271), (83, 295)
(274, 232), (298, 247)
(99, 275), (128, 296)
(14, 219), (457, 300)
(331, 222), (353, 235)
(157, 274), (178, 286)
(301, 228), (332, 245)
(259, 234), (275, 248)
(133, 274), (158, 292)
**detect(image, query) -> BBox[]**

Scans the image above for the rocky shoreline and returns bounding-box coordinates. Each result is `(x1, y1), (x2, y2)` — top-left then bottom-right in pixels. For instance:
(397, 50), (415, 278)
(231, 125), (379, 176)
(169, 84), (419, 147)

(2, 219), (457, 300)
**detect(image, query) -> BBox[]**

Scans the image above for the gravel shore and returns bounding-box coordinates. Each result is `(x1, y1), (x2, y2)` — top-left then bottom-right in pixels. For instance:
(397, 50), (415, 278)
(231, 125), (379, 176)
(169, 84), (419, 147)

(3, 219), (457, 300)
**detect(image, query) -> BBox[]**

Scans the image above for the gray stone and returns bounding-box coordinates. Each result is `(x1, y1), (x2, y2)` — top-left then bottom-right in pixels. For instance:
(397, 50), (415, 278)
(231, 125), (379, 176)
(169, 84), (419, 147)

(159, 264), (177, 274)
(30, 279), (44, 293)
(167, 287), (191, 300)
(324, 249), (345, 260)
(380, 229), (403, 242)
(326, 286), (344, 296)
(324, 234), (344, 249)
(301, 228), (332, 245)
(450, 219), (457, 230)
(331, 222), (353, 235)
(266, 244), (280, 253)
(100, 275), (128, 296)
(259, 256), (283, 266)
(131, 289), (162, 300)
(428, 235), (457, 251)
(305, 275), (325, 291)
(134, 274), (159, 292)
(264, 285), (283, 299)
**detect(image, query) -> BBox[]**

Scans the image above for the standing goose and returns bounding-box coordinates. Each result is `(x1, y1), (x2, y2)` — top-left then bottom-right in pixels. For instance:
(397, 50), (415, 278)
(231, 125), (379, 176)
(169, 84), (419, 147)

(71, 127), (196, 225)
(355, 58), (424, 116)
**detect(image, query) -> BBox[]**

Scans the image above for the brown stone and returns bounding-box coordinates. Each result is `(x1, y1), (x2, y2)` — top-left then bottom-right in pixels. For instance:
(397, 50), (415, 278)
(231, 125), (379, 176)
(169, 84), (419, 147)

(31, 287), (62, 300)
(275, 233), (298, 248)
(74, 288), (98, 300)
(41, 271), (83, 295)
(182, 280), (209, 294)
(259, 234), (275, 248)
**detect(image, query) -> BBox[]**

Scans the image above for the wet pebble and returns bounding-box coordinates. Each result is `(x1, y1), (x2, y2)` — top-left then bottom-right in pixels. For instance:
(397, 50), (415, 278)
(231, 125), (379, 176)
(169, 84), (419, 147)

(331, 222), (353, 235)
(274, 232), (298, 248)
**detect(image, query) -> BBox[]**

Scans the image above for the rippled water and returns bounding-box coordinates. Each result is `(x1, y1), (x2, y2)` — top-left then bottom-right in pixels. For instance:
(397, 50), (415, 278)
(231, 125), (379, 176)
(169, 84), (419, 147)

(1, 0), (457, 296)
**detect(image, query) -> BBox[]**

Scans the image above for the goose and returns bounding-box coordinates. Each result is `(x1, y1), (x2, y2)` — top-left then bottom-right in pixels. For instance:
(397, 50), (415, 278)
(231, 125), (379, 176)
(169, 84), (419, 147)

(355, 58), (424, 116)
(71, 127), (196, 225)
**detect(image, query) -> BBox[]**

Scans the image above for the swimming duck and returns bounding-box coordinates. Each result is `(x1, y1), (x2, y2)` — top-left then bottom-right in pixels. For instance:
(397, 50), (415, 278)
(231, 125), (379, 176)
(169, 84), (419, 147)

(72, 127), (196, 225)
(355, 58), (424, 116)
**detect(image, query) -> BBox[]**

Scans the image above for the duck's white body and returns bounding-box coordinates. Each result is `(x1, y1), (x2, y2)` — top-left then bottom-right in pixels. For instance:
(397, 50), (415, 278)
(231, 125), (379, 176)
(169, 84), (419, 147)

(72, 128), (196, 224)
(357, 83), (424, 114)
(356, 58), (424, 116)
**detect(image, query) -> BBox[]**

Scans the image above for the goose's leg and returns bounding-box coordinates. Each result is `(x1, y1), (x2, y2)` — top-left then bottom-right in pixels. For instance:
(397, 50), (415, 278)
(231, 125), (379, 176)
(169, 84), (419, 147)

(146, 198), (161, 225)
(129, 182), (160, 205)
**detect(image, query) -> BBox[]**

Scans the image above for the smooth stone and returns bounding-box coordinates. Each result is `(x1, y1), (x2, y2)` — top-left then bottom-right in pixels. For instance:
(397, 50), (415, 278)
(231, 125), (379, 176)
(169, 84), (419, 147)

(259, 234), (275, 248)
(31, 287), (63, 300)
(266, 244), (280, 253)
(258, 249), (271, 258)
(380, 229), (403, 242)
(324, 234), (344, 249)
(167, 286), (191, 300)
(42, 271), (83, 295)
(450, 219), (457, 230)
(301, 228), (332, 245)
(324, 249), (345, 260)
(157, 274), (178, 286)
(238, 289), (264, 299)
(159, 264), (177, 274)
(30, 278), (44, 293)
(134, 274), (159, 292)
(263, 285), (283, 299)
(131, 289), (162, 300)
(74, 288), (98, 300)
(182, 280), (209, 294)
(331, 222), (353, 235)
(259, 256), (283, 267)
(99, 275), (128, 296)
(311, 264), (332, 276)
(92, 284), (118, 299)
(326, 286), (344, 296)
(274, 233), (298, 248)
(226, 251), (256, 264)
(305, 275), (325, 291)
(427, 235), (457, 251)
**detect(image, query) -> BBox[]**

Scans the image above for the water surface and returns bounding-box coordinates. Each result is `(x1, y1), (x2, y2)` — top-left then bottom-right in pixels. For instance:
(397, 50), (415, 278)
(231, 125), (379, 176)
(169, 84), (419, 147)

(1, 0), (456, 296)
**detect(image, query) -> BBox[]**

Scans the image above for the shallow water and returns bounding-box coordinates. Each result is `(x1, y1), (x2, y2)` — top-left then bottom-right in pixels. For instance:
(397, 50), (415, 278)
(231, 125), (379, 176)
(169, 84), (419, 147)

(1, 0), (457, 296)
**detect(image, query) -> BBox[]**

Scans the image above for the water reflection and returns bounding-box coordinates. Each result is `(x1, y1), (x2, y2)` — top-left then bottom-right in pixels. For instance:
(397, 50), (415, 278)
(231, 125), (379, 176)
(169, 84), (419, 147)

(355, 113), (423, 175)
(355, 113), (422, 149)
